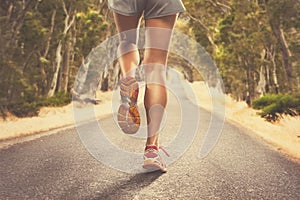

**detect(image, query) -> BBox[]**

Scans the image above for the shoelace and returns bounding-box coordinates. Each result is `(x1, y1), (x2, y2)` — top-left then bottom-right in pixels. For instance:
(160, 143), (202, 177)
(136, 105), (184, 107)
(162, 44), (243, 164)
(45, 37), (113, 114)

(159, 146), (170, 157)
(145, 146), (170, 157)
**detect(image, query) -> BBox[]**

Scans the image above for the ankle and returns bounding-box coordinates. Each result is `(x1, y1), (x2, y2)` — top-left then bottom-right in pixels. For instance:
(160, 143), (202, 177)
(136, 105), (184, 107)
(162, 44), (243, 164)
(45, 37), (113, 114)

(145, 145), (158, 150)
(123, 68), (137, 78)
(145, 143), (159, 147)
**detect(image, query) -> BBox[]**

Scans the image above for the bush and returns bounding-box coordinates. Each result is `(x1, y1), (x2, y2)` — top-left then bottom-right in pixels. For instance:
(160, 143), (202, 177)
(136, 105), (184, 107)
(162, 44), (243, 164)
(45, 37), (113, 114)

(253, 93), (300, 122)
(7, 91), (40, 118)
(8, 101), (40, 118)
(40, 92), (72, 107)
(5, 92), (72, 118)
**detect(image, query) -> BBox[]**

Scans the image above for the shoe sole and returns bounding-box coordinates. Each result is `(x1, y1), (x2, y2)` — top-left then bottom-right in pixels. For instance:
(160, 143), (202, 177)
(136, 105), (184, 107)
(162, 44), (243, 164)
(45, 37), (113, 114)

(117, 77), (140, 134)
(143, 160), (167, 173)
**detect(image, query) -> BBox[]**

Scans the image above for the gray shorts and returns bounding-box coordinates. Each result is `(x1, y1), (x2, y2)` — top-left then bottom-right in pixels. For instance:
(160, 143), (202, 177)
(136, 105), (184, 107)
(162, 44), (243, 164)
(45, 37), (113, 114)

(108, 0), (185, 19)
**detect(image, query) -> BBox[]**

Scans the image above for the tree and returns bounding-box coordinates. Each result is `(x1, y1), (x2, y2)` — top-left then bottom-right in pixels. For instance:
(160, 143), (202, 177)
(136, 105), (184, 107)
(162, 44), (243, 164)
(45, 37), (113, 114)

(185, 0), (300, 104)
(265, 0), (300, 92)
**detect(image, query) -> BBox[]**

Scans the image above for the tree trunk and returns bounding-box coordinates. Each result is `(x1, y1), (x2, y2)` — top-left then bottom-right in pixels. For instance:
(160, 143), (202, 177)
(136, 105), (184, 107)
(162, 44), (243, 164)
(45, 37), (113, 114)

(6, 2), (13, 24)
(265, 65), (270, 93)
(48, 0), (75, 96)
(258, 47), (274, 96)
(59, 39), (71, 92)
(37, 9), (56, 96)
(48, 41), (62, 97)
(257, 50), (267, 96)
(44, 9), (56, 59)
(269, 20), (294, 90)
(257, 66), (266, 96)
(8, 0), (34, 48)
(270, 47), (279, 94)
(244, 58), (254, 107)
(57, 0), (75, 93)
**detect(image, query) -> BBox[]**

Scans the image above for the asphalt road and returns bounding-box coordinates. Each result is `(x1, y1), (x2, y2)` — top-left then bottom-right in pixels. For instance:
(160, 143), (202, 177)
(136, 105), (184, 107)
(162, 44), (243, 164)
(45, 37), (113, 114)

(0, 78), (300, 199)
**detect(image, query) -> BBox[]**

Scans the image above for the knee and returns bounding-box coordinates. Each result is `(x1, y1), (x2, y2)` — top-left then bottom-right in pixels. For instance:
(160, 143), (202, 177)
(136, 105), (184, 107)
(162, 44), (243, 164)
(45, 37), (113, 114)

(143, 63), (167, 85)
(117, 41), (138, 57)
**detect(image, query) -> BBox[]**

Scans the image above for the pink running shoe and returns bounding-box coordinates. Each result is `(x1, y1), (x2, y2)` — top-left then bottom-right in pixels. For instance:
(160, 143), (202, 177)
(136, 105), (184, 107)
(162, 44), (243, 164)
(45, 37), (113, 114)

(143, 145), (169, 173)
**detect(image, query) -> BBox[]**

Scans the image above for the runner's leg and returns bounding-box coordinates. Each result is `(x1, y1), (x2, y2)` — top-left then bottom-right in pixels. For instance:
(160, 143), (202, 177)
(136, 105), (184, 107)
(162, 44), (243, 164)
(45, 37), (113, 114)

(114, 13), (142, 134)
(143, 15), (177, 146)
(113, 13), (142, 76)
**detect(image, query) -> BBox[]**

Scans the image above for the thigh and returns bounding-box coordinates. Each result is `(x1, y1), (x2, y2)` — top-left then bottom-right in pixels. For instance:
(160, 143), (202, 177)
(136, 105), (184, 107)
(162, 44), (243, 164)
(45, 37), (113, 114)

(113, 13), (142, 43)
(145, 14), (177, 29)
(144, 15), (177, 64)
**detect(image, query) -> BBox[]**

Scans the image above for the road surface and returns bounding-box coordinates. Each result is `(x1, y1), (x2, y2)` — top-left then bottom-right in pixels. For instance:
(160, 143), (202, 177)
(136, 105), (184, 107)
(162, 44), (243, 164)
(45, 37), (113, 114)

(0, 78), (299, 199)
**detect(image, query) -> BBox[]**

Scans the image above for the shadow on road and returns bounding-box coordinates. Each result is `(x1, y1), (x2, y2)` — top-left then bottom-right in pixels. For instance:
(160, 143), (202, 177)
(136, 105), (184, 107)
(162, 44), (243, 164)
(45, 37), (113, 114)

(92, 171), (163, 199)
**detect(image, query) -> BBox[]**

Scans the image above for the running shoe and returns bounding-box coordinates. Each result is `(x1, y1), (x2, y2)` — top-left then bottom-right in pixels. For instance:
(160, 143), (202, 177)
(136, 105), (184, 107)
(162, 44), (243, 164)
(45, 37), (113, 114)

(143, 145), (169, 173)
(117, 76), (140, 134)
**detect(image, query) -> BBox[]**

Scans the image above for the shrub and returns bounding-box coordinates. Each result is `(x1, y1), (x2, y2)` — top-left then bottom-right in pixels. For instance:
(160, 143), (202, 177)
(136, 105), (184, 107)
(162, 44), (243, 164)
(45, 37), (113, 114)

(8, 101), (40, 117)
(5, 92), (72, 118)
(253, 93), (300, 122)
(40, 92), (72, 107)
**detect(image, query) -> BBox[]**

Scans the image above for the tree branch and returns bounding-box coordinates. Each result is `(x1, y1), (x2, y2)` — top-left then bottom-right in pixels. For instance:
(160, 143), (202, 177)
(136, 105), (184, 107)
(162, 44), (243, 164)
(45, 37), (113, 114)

(206, 0), (231, 13)
(185, 12), (209, 31)
(61, 0), (75, 34)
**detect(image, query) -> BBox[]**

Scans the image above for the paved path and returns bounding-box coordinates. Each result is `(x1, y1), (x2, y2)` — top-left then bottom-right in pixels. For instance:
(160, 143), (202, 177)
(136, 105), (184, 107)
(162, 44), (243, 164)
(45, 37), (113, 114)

(0, 77), (299, 199)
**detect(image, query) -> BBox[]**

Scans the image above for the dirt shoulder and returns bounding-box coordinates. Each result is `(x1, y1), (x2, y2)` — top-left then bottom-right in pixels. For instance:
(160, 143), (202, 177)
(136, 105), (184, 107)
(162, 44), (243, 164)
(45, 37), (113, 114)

(189, 81), (300, 161)
(0, 91), (114, 141)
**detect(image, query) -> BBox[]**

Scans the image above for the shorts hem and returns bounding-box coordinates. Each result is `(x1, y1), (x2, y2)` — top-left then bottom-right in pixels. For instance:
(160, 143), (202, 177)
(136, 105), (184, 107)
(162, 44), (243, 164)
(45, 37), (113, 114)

(108, 6), (141, 17)
(144, 9), (186, 20)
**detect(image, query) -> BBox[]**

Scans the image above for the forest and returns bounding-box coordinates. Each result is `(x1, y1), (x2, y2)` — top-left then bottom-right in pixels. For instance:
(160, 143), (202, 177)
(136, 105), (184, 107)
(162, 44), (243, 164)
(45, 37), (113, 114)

(0, 0), (299, 119)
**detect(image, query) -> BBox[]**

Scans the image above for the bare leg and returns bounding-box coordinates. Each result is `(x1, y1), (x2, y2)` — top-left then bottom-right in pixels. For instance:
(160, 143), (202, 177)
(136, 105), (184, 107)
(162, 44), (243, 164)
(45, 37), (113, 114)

(143, 15), (177, 146)
(114, 13), (142, 134)
(113, 13), (142, 77)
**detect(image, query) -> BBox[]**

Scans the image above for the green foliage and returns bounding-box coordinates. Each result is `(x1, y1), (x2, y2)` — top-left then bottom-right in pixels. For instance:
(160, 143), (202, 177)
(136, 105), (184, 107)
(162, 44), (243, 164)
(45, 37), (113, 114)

(5, 92), (72, 119)
(0, 0), (111, 119)
(7, 88), (41, 118)
(8, 101), (40, 118)
(253, 94), (300, 122)
(40, 92), (72, 107)
(1, 0), (300, 120)
(186, 0), (300, 103)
